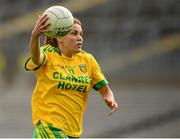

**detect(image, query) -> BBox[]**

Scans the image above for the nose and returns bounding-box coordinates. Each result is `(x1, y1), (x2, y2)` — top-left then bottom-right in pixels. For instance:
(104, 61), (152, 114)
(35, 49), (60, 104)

(77, 34), (83, 42)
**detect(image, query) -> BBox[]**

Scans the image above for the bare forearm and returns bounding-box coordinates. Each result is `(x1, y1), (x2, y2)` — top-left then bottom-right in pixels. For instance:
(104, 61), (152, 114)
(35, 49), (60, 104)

(99, 85), (114, 101)
(29, 14), (50, 65)
(29, 34), (41, 65)
(98, 85), (118, 115)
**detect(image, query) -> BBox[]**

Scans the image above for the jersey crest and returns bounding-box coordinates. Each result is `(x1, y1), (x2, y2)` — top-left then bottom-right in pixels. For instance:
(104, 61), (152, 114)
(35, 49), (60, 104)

(79, 64), (87, 73)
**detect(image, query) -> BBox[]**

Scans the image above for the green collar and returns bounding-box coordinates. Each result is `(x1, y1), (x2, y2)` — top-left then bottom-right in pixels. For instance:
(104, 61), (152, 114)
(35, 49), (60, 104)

(54, 47), (62, 56)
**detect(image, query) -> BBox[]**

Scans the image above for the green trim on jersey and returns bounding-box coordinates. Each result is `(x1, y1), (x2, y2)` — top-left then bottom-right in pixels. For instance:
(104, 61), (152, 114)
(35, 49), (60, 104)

(41, 44), (62, 56)
(24, 52), (45, 71)
(93, 79), (109, 90)
(54, 47), (62, 56)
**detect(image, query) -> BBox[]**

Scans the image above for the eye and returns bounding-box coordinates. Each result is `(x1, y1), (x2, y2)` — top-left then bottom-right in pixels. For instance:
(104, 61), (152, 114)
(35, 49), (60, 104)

(70, 30), (77, 35)
(71, 32), (77, 35)
(70, 30), (83, 37)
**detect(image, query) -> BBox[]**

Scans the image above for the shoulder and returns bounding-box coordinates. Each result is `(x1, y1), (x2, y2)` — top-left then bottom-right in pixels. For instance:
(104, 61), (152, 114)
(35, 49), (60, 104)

(41, 44), (55, 52)
(76, 50), (98, 66)
(77, 50), (94, 59)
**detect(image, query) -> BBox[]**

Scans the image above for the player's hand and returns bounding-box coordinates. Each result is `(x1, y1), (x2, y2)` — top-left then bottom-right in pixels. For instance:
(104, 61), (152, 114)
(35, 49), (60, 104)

(31, 14), (51, 38)
(105, 99), (118, 116)
(98, 85), (118, 116)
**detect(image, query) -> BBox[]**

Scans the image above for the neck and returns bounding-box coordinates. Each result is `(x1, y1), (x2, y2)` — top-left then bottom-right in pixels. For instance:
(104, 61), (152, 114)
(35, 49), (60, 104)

(59, 46), (74, 58)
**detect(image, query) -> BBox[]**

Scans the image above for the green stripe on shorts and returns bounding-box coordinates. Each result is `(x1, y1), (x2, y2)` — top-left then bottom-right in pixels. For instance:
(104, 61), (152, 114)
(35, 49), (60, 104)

(33, 121), (70, 138)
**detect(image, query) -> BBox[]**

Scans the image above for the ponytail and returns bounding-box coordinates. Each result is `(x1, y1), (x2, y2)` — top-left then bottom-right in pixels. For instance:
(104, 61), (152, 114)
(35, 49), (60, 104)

(44, 36), (58, 47)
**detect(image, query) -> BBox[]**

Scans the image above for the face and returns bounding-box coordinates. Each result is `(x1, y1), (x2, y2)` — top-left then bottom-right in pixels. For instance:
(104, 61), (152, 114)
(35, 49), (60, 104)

(57, 23), (83, 55)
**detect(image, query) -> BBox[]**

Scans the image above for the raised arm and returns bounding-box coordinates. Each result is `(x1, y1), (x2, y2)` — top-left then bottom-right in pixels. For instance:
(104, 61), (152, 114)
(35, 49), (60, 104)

(29, 14), (50, 65)
(98, 85), (118, 115)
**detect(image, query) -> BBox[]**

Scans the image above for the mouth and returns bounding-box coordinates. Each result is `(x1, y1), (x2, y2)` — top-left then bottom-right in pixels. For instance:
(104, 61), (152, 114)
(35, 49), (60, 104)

(76, 42), (82, 48)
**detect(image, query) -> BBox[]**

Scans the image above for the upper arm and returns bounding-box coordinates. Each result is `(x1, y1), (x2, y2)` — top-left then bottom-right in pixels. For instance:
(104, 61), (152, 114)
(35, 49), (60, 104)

(24, 45), (51, 71)
(90, 55), (109, 90)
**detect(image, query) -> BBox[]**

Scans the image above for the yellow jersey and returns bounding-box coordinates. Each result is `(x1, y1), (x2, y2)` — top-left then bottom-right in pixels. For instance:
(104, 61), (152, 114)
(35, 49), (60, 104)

(25, 44), (108, 137)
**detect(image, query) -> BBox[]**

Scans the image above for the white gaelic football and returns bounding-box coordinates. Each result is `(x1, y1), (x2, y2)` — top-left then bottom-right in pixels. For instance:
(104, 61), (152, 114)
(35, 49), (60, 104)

(43, 6), (74, 38)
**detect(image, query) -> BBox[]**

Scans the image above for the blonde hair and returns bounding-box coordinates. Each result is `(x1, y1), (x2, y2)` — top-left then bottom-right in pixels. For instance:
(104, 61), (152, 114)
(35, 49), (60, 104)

(74, 17), (82, 26)
(44, 17), (82, 47)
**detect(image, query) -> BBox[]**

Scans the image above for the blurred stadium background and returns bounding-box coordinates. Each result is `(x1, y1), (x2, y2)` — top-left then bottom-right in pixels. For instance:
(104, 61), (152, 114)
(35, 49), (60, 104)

(0, 0), (180, 137)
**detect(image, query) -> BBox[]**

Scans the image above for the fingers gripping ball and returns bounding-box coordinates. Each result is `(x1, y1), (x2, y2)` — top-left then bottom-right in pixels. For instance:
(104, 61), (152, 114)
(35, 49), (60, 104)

(43, 6), (74, 38)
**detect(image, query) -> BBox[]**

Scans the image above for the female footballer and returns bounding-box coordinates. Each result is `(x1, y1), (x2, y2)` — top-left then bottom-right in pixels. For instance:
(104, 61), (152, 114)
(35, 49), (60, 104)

(25, 14), (118, 138)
